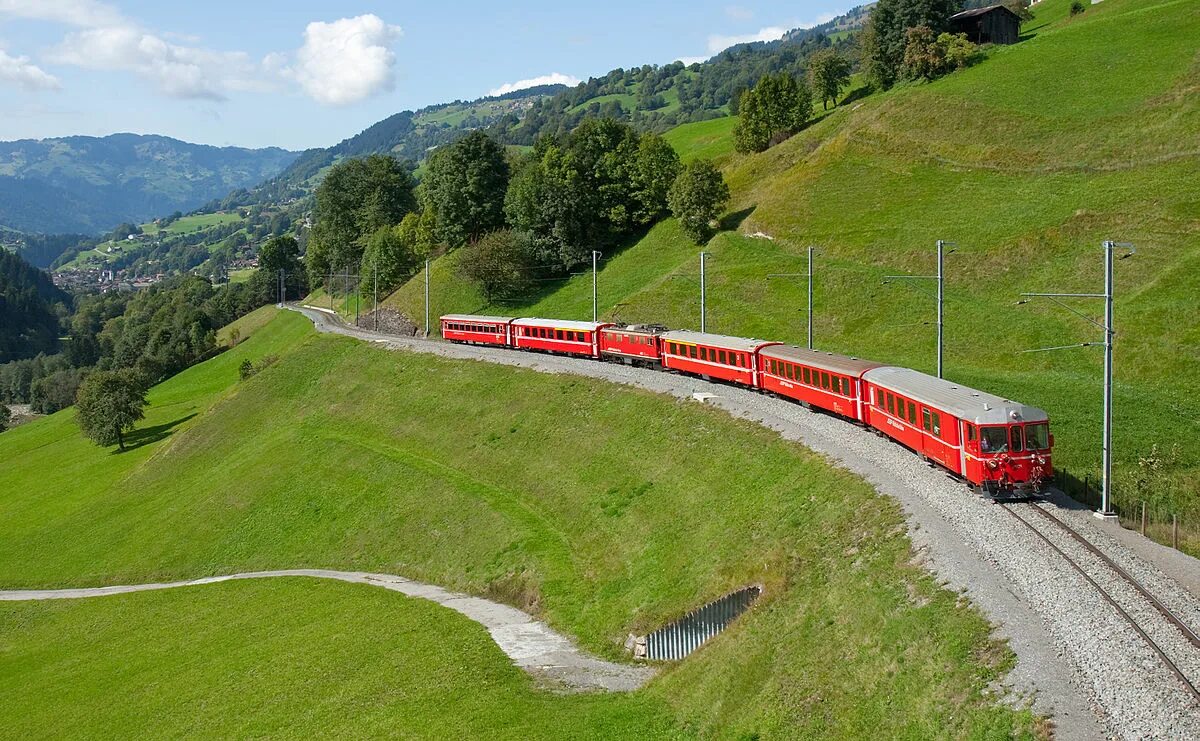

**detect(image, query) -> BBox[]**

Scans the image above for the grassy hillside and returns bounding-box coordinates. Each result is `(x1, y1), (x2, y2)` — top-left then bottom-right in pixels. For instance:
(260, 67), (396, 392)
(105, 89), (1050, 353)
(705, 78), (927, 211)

(384, 0), (1200, 527)
(0, 312), (1036, 737)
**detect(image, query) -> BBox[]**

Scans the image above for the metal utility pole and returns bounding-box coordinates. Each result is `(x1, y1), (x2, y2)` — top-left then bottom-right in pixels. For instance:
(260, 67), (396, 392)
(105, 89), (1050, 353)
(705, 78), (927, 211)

(328, 269), (333, 311)
(354, 264), (361, 327)
(766, 246), (818, 349)
(1019, 240), (1133, 519)
(699, 251), (710, 333)
(592, 250), (601, 322)
(373, 263), (379, 332)
(883, 240), (955, 378)
(424, 258), (430, 338)
(807, 245), (814, 350)
(278, 268), (285, 306)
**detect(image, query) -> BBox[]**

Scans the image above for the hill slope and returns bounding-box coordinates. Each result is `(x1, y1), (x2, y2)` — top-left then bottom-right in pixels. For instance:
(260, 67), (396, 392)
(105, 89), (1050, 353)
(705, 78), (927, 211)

(0, 308), (1035, 736)
(385, 0), (1200, 519)
(0, 134), (297, 234)
(0, 249), (68, 363)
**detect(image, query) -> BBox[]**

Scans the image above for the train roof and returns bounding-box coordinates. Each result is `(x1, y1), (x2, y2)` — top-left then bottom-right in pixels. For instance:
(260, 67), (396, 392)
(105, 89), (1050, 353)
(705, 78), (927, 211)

(441, 314), (516, 323)
(760, 345), (887, 377)
(511, 317), (613, 331)
(863, 366), (1049, 425)
(602, 323), (669, 335)
(660, 330), (779, 353)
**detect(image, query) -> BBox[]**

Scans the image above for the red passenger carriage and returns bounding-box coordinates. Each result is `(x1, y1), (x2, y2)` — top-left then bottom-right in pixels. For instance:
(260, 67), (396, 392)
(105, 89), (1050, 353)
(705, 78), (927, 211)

(759, 345), (884, 421)
(659, 331), (779, 387)
(861, 367), (1052, 496)
(511, 318), (612, 358)
(441, 314), (514, 346)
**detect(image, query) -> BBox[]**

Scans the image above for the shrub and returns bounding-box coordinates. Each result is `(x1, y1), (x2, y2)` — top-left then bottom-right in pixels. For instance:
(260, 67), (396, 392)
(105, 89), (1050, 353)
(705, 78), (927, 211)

(1070, 0), (1086, 16)
(668, 160), (731, 244)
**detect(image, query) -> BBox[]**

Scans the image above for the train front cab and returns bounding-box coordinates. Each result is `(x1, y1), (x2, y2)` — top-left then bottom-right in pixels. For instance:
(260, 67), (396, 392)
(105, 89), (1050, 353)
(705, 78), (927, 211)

(598, 325), (664, 365)
(964, 420), (1053, 496)
(861, 366), (1052, 497)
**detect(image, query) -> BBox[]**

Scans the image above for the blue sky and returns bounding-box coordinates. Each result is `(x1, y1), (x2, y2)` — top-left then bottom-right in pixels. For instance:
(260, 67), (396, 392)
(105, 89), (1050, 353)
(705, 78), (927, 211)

(0, 1), (850, 151)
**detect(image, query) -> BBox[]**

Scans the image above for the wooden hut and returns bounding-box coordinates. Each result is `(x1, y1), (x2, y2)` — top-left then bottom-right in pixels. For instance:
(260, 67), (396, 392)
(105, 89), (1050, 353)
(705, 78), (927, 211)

(949, 5), (1022, 45)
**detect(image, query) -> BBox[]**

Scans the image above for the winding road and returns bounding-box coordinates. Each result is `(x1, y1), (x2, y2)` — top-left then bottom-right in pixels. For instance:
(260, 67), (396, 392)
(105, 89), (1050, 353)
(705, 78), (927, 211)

(0, 568), (652, 692)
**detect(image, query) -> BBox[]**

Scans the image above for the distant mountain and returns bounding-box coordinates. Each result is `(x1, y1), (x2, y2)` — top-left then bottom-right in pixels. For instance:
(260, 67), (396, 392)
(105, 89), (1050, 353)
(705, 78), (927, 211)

(0, 248), (68, 363)
(0, 134), (298, 234)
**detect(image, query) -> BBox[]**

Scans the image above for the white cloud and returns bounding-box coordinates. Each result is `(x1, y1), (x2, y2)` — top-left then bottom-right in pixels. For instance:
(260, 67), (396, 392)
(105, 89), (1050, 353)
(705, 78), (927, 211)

(284, 14), (402, 106)
(0, 47), (60, 90)
(0, 0), (124, 27)
(706, 25), (787, 53)
(48, 26), (259, 100)
(488, 72), (580, 97)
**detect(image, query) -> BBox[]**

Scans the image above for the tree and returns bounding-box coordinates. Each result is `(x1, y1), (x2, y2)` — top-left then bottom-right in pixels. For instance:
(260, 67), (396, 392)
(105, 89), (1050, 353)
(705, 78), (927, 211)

(256, 235), (305, 301)
(0, 404), (10, 433)
(734, 73), (814, 153)
(862, 0), (964, 90)
(668, 160), (731, 244)
(455, 230), (537, 301)
(808, 49), (853, 110)
(361, 224), (417, 293)
(939, 32), (979, 71)
(424, 131), (510, 248)
(631, 133), (682, 224)
(306, 155), (417, 288)
(75, 369), (146, 451)
(903, 26), (945, 80)
(1069, 0), (1086, 15)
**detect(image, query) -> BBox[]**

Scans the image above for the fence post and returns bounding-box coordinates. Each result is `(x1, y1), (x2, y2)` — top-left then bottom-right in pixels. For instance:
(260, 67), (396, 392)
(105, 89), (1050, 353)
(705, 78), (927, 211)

(1173, 515), (1179, 550)
(1141, 501), (1146, 536)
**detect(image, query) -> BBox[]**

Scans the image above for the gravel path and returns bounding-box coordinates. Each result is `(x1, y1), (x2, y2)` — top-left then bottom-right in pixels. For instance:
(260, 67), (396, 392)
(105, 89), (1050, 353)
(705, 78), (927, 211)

(293, 304), (1200, 739)
(0, 569), (652, 692)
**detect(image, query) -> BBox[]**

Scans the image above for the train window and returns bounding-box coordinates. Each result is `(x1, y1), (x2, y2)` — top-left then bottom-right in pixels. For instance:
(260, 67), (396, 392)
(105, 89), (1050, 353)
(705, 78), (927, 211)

(967, 425), (976, 442)
(874, 389), (883, 406)
(841, 378), (850, 396)
(886, 394), (895, 415)
(1011, 426), (1024, 452)
(1027, 423), (1050, 450)
(931, 413), (942, 438)
(980, 427), (1008, 453)
(922, 408), (932, 432)
(801, 367), (809, 385)
(689, 345), (697, 359)
(907, 401), (916, 425)
(715, 350), (725, 364)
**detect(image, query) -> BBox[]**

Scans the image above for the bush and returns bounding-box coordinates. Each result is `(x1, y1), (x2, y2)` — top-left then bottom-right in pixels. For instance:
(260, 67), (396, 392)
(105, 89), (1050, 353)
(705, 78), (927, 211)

(455, 230), (538, 301)
(903, 27), (979, 81)
(1070, 0), (1086, 15)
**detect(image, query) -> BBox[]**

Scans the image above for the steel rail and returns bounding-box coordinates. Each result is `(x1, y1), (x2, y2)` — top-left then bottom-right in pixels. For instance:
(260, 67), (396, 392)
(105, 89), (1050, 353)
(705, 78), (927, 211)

(1000, 503), (1200, 704)
(1027, 503), (1200, 651)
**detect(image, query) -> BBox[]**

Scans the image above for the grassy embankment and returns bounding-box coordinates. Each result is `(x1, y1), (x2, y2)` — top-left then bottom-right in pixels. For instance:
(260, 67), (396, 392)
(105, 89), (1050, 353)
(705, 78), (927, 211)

(384, 0), (1200, 544)
(0, 309), (1037, 737)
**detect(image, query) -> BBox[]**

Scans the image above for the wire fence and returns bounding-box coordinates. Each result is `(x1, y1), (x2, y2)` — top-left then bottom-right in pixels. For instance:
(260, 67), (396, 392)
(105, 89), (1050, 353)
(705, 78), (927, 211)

(1056, 467), (1197, 557)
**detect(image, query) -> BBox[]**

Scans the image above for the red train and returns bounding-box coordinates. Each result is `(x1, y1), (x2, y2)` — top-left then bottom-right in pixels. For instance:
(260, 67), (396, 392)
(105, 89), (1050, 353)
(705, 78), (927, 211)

(441, 314), (1052, 497)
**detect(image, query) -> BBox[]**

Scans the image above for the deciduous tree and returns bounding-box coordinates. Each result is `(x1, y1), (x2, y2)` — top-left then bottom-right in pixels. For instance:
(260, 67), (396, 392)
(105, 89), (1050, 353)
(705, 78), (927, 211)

(455, 230), (537, 301)
(862, 0), (964, 89)
(668, 159), (731, 244)
(75, 369), (146, 451)
(734, 74), (814, 153)
(424, 131), (510, 248)
(808, 48), (853, 110)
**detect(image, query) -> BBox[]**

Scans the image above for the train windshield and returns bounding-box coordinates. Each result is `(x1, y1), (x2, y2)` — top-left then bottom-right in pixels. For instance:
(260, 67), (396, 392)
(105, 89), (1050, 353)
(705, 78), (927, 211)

(980, 426), (1009, 454)
(1026, 423), (1051, 450)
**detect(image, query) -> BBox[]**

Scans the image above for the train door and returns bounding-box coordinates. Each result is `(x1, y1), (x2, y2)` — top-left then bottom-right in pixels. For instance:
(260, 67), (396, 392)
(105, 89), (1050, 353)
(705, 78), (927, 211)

(962, 422), (980, 481)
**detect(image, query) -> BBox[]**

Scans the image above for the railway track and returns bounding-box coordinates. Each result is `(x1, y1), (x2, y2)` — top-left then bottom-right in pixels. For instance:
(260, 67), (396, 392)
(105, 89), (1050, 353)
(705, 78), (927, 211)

(1000, 501), (1200, 705)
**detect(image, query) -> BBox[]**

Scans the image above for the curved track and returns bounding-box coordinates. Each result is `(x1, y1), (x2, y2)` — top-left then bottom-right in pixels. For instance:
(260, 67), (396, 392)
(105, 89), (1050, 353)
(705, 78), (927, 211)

(1001, 503), (1200, 705)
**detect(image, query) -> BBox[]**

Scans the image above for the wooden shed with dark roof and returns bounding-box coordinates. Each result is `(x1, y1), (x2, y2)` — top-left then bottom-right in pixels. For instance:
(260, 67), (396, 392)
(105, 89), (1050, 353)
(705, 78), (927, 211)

(949, 4), (1022, 45)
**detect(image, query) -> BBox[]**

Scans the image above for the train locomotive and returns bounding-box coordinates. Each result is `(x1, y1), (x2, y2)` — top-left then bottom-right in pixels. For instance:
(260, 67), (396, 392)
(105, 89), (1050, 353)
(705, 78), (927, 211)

(440, 314), (1052, 497)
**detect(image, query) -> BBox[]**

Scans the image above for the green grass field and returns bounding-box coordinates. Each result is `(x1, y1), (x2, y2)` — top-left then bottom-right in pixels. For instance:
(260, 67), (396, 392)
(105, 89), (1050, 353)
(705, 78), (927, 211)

(0, 310), (1036, 737)
(160, 211), (242, 234)
(0, 578), (676, 738)
(382, 0), (1200, 532)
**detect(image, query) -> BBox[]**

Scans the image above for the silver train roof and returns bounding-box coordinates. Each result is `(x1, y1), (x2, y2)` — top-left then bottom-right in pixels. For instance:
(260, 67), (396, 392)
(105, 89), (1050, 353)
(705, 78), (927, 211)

(512, 317), (612, 331)
(760, 344), (886, 377)
(659, 330), (778, 353)
(863, 366), (1049, 425)
(441, 314), (516, 323)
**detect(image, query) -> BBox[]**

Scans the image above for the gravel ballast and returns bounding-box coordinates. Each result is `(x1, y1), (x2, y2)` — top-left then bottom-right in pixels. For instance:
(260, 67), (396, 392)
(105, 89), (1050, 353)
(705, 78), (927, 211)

(292, 305), (1200, 738)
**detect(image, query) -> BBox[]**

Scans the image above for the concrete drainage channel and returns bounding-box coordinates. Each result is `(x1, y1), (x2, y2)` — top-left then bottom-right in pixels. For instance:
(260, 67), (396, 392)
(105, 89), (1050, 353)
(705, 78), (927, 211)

(628, 585), (763, 660)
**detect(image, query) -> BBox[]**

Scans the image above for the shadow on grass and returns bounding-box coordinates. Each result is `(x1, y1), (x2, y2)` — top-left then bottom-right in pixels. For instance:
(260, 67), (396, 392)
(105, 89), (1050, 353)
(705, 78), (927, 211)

(720, 206), (756, 232)
(115, 413), (197, 453)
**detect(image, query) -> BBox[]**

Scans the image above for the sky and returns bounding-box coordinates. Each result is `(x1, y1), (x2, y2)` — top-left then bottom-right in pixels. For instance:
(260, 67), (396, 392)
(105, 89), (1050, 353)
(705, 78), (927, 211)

(0, 0), (851, 151)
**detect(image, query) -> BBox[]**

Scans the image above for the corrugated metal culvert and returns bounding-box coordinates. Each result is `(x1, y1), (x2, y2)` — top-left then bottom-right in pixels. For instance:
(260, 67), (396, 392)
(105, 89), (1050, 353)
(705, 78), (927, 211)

(642, 585), (762, 661)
